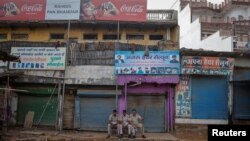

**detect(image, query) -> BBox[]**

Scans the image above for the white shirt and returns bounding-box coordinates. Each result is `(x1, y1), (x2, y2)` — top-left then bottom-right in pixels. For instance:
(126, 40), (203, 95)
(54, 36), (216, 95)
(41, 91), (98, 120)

(119, 114), (130, 126)
(109, 114), (118, 124)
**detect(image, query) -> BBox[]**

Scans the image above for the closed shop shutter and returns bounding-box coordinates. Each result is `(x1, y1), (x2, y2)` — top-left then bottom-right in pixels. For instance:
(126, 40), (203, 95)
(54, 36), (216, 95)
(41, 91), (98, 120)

(233, 83), (250, 119)
(191, 76), (228, 119)
(79, 97), (116, 131)
(17, 95), (57, 126)
(127, 95), (165, 132)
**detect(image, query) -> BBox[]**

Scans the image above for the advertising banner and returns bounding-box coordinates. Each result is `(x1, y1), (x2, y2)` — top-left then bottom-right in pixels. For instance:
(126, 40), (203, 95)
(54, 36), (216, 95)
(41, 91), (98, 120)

(80, 0), (147, 22)
(115, 51), (180, 75)
(176, 76), (191, 118)
(182, 56), (234, 75)
(0, 0), (46, 21)
(45, 0), (80, 20)
(9, 47), (66, 70)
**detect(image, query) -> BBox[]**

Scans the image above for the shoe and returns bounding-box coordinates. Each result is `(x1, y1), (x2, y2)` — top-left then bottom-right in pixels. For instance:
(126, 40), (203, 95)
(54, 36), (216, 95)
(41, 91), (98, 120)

(141, 135), (146, 138)
(128, 134), (131, 138)
(132, 135), (136, 138)
(106, 135), (110, 138)
(120, 134), (123, 138)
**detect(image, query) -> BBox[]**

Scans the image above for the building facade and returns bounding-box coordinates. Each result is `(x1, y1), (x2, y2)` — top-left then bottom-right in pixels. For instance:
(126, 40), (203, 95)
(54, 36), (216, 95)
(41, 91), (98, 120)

(173, 0), (250, 126)
(175, 0), (250, 52)
(0, 9), (179, 132)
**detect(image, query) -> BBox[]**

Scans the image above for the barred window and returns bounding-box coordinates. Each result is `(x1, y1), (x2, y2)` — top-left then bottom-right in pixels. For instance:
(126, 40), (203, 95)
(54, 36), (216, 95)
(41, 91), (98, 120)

(83, 33), (97, 40)
(50, 33), (64, 39)
(126, 34), (144, 40)
(149, 35), (164, 40)
(103, 34), (121, 40)
(11, 33), (29, 40)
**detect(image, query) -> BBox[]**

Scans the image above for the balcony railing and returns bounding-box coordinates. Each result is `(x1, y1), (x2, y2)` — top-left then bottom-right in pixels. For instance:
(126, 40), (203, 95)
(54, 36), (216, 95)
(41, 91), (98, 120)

(147, 10), (177, 22)
(180, 0), (250, 11)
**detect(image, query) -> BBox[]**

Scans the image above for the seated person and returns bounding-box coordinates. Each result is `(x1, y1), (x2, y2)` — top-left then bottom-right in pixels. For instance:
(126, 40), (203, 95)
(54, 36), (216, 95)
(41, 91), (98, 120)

(107, 109), (118, 138)
(129, 109), (146, 138)
(117, 110), (130, 138)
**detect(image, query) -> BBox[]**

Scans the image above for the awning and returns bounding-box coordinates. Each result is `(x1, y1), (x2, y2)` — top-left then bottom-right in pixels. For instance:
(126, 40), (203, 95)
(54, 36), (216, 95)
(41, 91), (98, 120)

(77, 89), (121, 96)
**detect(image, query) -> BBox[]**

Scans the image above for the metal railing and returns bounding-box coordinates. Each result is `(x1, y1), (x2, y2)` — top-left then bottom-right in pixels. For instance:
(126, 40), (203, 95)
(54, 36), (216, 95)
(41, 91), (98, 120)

(180, 0), (250, 11)
(147, 10), (177, 21)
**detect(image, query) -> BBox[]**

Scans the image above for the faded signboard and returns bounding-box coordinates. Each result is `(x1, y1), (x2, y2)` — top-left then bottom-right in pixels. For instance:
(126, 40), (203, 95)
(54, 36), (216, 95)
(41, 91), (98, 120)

(9, 47), (66, 70)
(176, 75), (191, 118)
(115, 51), (180, 75)
(182, 56), (234, 75)
(45, 0), (80, 20)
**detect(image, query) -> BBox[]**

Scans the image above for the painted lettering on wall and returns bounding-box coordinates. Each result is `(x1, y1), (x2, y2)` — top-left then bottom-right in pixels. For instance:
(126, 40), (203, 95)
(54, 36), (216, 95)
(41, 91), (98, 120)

(9, 47), (66, 70)
(176, 75), (191, 118)
(182, 56), (234, 75)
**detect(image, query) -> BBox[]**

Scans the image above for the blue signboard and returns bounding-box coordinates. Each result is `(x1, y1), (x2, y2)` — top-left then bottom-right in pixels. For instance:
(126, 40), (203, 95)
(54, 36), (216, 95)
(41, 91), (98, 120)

(115, 51), (180, 75)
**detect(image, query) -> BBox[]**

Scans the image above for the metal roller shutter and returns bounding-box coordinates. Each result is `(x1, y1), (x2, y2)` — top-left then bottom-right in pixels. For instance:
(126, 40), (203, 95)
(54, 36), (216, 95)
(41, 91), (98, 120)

(233, 83), (250, 119)
(17, 95), (57, 126)
(191, 76), (228, 119)
(79, 97), (116, 131)
(127, 95), (165, 132)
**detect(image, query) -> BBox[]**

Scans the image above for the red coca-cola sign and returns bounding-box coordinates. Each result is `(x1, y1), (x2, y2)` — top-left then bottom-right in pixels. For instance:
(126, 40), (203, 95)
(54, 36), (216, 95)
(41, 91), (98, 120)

(0, 0), (45, 21)
(21, 4), (43, 12)
(120, 4), (144, 13)
(80, 0), (147, 22)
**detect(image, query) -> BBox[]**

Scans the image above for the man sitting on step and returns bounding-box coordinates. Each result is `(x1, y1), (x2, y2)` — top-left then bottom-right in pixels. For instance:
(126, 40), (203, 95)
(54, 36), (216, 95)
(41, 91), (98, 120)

(107, 109), (118, 138)
(129, 109), (146, 138)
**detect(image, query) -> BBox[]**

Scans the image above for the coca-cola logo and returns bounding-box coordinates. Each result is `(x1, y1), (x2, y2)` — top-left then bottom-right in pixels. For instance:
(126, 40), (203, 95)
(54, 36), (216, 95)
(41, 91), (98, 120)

(120, 4), (144, 13)
(21, 4), (43, 12)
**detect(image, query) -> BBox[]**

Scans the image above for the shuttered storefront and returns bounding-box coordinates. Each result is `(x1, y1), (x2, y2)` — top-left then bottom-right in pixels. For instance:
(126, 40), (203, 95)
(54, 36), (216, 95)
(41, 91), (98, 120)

(17, 87), (58, 126)
(191, 76), (228, 119)
(75, 90), (120, 131)
(127, 95), (165, 132)
(18, 95), (57, 126)
(233, 83), (250, 119)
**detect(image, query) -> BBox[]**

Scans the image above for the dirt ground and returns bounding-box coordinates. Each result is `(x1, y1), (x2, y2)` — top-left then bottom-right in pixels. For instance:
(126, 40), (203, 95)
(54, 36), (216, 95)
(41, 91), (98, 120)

(0, 125), (208, 141)
(173, 124), (207, 141)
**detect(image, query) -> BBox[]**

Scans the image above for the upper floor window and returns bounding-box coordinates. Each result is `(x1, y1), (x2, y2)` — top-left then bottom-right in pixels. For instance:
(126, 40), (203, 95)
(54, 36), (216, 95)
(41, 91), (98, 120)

(149, 35), (164, 40)
(83, 33), (98, 40)
(103, 34), (120, 40)
(126, 34), (144, 40)
(11, 33), (29, 40)
(50, 33), (64, 40)
(0, 33), (7, 40)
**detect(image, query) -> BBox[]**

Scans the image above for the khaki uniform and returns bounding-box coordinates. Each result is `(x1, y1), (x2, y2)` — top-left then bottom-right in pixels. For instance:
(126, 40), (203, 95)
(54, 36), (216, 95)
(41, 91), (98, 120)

(129, 113), (145, 136)
(117, 114), (130, 135)
(107, 114), (118, 135)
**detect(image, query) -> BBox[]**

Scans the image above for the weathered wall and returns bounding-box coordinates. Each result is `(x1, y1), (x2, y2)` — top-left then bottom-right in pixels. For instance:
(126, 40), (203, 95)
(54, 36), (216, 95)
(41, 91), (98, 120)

(14, 65), (115, 85)
(235, 57), (250, 68)
(65, 66), (115, 85)
(179, 6), (233, 52)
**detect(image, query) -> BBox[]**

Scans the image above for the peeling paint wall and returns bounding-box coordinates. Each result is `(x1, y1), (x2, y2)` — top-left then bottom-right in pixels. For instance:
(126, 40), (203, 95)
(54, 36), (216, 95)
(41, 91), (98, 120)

(15, 66), (116, 85)
(65, 66), (115, 85)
